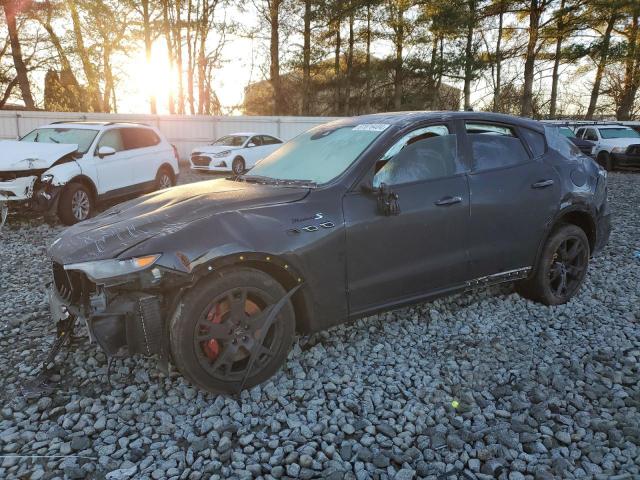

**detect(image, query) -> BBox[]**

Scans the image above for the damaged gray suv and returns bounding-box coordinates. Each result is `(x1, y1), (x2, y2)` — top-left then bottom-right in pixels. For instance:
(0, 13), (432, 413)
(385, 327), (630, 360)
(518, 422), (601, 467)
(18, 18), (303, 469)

(47, 112), (611, 394)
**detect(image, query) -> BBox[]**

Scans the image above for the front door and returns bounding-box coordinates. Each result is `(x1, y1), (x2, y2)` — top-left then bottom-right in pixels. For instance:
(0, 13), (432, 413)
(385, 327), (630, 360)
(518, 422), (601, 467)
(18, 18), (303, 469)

(92, 128), (135, 196)
(343, 122), (471, 316)
(463, 121), (561, 278)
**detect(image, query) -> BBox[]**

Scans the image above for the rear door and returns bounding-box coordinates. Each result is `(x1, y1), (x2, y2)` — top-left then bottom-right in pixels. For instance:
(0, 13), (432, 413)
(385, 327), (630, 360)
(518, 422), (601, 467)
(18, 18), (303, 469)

(121, 127), (166, 187)
(343, 122), (471, 315)
(92, 128), (134, 195)
(463, 121), (561, 278)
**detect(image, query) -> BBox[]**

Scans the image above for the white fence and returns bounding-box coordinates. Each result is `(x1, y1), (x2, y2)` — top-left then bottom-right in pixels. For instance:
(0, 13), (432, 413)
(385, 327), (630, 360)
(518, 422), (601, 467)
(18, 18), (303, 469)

(0, 111), (340, 160)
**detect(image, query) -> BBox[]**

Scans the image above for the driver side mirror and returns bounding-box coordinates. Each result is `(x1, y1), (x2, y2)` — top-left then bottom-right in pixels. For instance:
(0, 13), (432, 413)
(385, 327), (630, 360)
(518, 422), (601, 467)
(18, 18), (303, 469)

(247, 142), (257, 148)
(97, 146), (116, 158)
(361, 182), (400, 216)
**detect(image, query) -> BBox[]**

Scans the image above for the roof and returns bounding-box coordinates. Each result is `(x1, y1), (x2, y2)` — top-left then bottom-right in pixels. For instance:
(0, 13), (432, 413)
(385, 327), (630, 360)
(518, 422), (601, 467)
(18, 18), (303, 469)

(44, 121), (151, 128)
(332, 111), (545, 132)
(221, 132), (280, 137)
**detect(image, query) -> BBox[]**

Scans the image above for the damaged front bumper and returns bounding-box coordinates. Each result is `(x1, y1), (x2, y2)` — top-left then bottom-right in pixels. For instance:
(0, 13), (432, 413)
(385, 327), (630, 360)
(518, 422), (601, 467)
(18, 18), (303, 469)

(0, 175), (63, 226)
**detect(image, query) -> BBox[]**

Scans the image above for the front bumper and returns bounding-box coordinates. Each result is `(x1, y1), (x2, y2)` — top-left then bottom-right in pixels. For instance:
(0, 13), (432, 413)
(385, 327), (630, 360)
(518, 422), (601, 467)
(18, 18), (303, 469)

(0, 176), (37, 202)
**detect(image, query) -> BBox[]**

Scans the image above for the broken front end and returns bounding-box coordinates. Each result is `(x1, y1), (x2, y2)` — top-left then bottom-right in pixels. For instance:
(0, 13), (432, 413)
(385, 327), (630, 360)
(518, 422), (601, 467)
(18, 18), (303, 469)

(48, 255), (190, 368)
(0, 170), (66, 225)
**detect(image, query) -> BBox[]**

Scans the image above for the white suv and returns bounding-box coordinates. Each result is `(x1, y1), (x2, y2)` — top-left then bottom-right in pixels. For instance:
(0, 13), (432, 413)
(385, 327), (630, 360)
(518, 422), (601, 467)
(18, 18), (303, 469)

(575, 124), (640, 170)
(0, 121), (180, 225)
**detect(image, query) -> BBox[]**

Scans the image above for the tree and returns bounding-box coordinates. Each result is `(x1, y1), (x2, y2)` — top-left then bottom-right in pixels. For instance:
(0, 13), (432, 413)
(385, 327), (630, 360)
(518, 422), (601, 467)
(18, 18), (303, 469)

(2, 0), (36, 109)
(616, 2), (640, 120)
(521, 0), (552, 117)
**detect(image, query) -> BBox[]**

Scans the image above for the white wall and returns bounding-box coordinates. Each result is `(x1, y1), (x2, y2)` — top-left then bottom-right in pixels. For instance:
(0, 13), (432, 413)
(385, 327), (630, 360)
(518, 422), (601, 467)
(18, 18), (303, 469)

(0, 111), (341, 160)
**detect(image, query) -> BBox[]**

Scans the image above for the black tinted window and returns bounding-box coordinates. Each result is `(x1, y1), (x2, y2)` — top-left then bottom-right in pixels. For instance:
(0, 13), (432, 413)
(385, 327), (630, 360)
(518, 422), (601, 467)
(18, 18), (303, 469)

(261, 135), (282, 145)
(584, 129), (598, 141)
(121, 128), (161, 150)
(374, 125), (461, 186)
(520, 128), (546, 157)
(466, 123), (530, 171)
(249, 136), (262, 146)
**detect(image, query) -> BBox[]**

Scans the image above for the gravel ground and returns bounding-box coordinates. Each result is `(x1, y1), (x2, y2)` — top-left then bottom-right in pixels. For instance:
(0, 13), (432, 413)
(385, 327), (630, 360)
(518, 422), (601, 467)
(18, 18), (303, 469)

(0, 169), (638, 480)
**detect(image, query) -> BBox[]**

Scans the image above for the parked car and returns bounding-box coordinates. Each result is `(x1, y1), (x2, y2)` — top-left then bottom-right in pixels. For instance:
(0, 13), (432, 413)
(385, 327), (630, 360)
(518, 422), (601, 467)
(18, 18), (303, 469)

(190, 132), (284, 175)
(48, 112), (611, 394)
(574, 124), (640, 170)
(0, 121), (180, 226)
(554, 125), (595, 157)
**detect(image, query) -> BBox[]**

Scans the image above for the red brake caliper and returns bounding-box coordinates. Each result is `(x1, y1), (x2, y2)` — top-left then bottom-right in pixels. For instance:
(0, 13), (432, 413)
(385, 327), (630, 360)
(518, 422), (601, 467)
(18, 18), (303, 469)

(203, 303), (223, 359)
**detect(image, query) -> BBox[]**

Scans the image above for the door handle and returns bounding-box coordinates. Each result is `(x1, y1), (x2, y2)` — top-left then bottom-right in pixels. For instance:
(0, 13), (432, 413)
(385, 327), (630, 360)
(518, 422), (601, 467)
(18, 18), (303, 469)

(532, 179), (554, 189)
(435, 195), (462, 206)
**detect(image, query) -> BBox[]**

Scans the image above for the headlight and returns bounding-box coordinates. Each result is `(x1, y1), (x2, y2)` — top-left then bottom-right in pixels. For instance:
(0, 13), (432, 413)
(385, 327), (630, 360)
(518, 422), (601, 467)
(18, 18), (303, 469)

(611, 146), (626, 154)
(65, 254), (161, 281)
(212, 150), (231, 158)
(41, 174), (54, 183)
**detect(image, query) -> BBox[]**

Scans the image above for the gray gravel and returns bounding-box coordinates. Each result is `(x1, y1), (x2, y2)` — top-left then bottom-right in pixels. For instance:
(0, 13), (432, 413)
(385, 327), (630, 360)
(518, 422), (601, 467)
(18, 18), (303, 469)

(0, 170), (639, 480)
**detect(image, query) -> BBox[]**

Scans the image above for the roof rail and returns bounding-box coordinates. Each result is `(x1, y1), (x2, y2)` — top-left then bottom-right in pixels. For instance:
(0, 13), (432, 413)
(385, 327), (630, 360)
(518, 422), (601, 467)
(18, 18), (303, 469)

(104, 121), (150, 127)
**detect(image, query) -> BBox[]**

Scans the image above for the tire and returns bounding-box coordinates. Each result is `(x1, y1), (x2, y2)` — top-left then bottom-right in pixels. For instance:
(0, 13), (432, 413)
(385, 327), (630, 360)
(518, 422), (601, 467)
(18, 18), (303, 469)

(58, 182), (94, 225)
(155, 168), (175, 190)
(597, 151), (613, 171)
(516, 224), (590, 305)
(169, 267), (295, 394)
(232, 157), (245, 175)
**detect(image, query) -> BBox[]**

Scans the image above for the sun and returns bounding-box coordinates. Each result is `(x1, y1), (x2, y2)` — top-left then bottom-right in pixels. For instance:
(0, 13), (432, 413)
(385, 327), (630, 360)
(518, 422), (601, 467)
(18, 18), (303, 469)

(128, 39), (176, 113)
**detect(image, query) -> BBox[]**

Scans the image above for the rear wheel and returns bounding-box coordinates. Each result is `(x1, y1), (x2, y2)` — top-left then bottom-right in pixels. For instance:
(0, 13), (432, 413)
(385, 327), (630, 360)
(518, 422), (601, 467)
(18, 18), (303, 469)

(155, 168), (175, 190)
(169, 268), (295, 394)
(232, 157), (245, 176)
(58, 182), (94, 225)
(597, 151), (613, 171)
(516, 224), (589, 305)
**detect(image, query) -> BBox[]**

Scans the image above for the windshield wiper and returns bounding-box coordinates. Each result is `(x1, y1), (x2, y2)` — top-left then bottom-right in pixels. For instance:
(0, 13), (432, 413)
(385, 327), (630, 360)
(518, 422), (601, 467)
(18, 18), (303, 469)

(238, 175), (317, 188)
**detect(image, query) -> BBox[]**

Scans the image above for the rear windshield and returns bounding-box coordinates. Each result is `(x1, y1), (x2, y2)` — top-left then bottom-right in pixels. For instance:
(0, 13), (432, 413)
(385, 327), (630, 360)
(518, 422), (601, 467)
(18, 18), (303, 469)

(20, 128), (99, 154)
(598, 128), (640, 139)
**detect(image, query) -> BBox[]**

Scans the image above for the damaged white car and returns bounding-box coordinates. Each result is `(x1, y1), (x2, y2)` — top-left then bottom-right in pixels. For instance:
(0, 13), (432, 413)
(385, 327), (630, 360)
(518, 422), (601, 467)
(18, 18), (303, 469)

(0, 121), (180, 226)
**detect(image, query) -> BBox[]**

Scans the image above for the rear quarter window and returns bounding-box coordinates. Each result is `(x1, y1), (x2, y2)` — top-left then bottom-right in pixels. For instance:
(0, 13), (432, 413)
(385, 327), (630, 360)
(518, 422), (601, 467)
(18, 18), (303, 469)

(122, 128), (161, 150)
(519, 128), (546, 158)
(466, 122), (530, 171)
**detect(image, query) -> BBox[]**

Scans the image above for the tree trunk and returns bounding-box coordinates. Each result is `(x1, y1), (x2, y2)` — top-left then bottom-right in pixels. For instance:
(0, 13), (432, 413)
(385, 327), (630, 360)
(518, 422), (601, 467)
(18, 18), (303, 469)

(463, 0), (476, 110)
(3, 3), (35, 109)
(493, 7), (504, 112)
(197, 1), (209, 115)
(142, 0), (157, 114)
(521, 0), (540, 117)
(586, 14), (616, 119)
(161, 0), (176, 114)
(186, 0), (196, 115)
(103, 46), (114, 112)
(270, 0), (282, 115)
(549, 0), (566, 118)
(345, 7), (354, 115)
(334, 23), (341, 114)
(301, 0), (311, 115)
(69, 0), (103, 111)
(365, 5), (372, 113)
(616, 10), (639, 120)
(393, 8), (404, 110)
(175, 0), (185, 114)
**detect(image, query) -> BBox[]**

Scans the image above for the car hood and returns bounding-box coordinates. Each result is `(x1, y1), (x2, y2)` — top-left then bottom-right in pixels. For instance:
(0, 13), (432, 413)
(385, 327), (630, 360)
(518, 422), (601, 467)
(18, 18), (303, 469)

(192, 145), (241, 155)
(48, 178), (309, 264)
(0, 140), (78, 171)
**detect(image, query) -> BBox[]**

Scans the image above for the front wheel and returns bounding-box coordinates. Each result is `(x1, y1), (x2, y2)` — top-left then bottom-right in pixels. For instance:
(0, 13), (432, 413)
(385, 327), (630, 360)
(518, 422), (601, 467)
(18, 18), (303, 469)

(155, 168), (175, 190)
(169, 268), (295, 394)
(516, 224), (590, 305)
(58, 183), (94, 225)
(232, 157), (245, 176)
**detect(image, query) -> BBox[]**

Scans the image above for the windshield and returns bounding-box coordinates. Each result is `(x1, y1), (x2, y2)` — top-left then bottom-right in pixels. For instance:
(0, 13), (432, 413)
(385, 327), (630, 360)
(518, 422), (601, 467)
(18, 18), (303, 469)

(213, 135), (247, 147)
(21, 127), (98, 154)
(598, 127), (640, 139)
(559, 127), (576, 138)
(247, 123), (388, 184)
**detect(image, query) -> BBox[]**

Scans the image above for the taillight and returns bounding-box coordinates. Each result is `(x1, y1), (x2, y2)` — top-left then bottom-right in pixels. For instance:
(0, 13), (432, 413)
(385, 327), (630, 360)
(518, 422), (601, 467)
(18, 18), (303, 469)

(171, 144), (180, 162)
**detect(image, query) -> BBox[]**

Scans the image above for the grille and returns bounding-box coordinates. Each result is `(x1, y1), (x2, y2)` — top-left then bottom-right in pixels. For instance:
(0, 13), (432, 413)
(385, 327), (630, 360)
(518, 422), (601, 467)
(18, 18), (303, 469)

(52, 262), (94, 303)
(626, 144), (640, 156)
(191, 155), (211, 167)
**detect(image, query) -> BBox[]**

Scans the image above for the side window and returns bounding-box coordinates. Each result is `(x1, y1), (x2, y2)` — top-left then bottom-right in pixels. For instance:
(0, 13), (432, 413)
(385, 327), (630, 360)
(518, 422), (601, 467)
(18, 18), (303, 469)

(248, 136), (262, 147)
(96, 129), (124, 153)
(584, 129), (598, 141)
(465, 122), (530, 171)
(121, 128), (161, 150)
(575, 128), (585, 138)
(520, 128), (546, 158)
(261, 135), (282, 145)
(373, 125), (461, 187)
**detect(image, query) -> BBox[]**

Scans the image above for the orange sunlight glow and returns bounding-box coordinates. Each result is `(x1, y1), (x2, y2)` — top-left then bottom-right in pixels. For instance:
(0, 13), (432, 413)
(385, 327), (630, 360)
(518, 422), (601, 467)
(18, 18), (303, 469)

(128, 40), (177, 114)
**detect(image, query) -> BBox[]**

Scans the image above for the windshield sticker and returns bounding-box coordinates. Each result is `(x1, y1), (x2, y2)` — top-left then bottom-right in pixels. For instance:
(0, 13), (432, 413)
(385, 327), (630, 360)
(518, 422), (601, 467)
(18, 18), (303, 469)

(353, 124), (390, 132)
